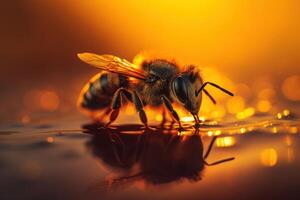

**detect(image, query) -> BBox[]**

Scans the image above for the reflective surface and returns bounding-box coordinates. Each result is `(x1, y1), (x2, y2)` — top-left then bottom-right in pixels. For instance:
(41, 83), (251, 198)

(1, 114), (299, 200)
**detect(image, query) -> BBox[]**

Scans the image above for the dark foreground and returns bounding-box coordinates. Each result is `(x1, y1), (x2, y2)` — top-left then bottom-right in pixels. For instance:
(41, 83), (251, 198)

(0, 115), (299, 200)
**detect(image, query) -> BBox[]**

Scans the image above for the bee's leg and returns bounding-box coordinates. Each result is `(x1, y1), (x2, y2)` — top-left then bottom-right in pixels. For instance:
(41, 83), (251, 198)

(161, 96), (182, 129)
(105, 88), (131, 127)
(192, 114), (202, 127)
(132, 91), (148, 128)
(105, 90), (122, 127)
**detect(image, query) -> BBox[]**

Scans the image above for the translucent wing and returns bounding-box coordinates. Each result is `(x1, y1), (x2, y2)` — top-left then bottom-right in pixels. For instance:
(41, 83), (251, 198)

(78, 53), (146, 80)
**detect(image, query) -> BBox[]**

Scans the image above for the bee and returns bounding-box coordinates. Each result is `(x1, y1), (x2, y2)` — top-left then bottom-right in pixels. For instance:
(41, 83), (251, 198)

(77, 53), (233, 127)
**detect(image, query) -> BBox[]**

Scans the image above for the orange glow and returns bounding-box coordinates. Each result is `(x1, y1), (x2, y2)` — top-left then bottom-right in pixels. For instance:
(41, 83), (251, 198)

(132, 53), (146, 67)
(124, 105), (136, 116)
(63, 0), (300, 78)
(239, 128), (246, 134)
(40, 91), (60, 112)
(216, 136), (236, 147)
(285, 136), (292, 146)
(206, 130), (222, 136)
(207, 131), (214, 137)
(260, 148), (278, 167)
(226, 96), (245, 114)
(287, 148), (295, 163)
(272, 127), (278, 134)
(289, 127), (298, 134)
(199, 116), (206, 122)
(276, 113), (283, 119)
(236, 107), (255, 120)
(155, 114), (163, 122)
(210, 105), (226, 119)
(257, 100), (271, 113)
(181, 116), (195, 123)
(46, 137), (55, 143)
(214, 130), (222, 136)
(21, 115), (31, 124)
(236, 83), (252, 99)
(15, 1), (300, 126)
(258, 88), (276, 100)
(282, 109), (290, 116)
(281, 75), (300, 101)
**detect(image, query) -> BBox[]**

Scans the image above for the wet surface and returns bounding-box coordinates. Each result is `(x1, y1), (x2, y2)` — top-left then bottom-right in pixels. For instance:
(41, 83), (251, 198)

(0, 113), (300, 200)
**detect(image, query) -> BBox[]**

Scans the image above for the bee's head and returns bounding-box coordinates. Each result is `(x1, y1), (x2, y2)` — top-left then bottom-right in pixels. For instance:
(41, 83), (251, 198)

(171, 68), (202, 115)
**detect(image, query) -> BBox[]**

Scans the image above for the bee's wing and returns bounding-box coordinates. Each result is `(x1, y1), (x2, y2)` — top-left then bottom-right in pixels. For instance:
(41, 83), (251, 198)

(78, 53), (146, 80)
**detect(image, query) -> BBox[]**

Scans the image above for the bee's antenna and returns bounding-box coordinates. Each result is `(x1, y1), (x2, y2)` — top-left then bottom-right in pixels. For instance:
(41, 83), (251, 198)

(203, 89), (216, 104)
(195, 82), (234, 97)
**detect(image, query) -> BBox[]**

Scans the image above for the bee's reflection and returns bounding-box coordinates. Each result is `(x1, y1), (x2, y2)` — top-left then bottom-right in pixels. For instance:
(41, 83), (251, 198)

(84, 123), (234, 187)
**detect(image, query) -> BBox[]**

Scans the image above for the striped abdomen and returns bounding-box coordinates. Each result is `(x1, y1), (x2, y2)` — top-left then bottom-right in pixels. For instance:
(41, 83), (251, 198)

(78, 72), (128, 110)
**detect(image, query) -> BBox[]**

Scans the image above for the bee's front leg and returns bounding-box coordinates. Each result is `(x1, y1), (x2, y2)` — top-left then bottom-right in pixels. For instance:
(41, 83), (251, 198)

(161, 95), (182, 130)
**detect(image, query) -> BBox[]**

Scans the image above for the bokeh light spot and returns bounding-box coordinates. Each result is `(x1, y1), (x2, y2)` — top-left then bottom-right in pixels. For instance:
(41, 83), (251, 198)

(260, 148), (278, 167)
(289, 127), (298, 134)
(281, 75), (300, 101)
(257, 100), (271, 113)
(40, 91), (60, 112)
(282, 109), (290, 116)
(226, 96), (245, 114)
(21, 114), (31, 124)
(216, 136), (236, 147)
(258, 88), (276, 100)
(236, 107), (255, 120)
(46, 137), (55, 143)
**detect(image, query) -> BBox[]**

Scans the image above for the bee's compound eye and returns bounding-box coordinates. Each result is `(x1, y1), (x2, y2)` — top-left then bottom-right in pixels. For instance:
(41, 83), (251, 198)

(173, 76), (188, 103)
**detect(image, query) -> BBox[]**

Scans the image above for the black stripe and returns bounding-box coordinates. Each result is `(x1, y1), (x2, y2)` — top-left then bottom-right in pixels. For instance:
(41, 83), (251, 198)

(82, 96), (111, 110)
(100, 73), (109, 94)
(119, 75), (129, 88)
(89, 82), (98, 96)
(83, 93), (90, 101)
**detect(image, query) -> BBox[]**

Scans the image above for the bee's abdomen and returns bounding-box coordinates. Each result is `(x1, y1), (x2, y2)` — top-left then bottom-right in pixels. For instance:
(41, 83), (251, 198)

(78, 72), (128, 110)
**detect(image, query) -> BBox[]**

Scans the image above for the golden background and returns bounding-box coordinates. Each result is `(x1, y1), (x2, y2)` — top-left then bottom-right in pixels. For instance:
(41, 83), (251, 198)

(1, 0), (300, 122)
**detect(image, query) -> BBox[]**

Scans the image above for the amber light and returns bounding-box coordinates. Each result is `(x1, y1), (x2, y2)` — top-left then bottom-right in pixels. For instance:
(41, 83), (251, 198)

(260, 148), (278, 167)
(20, 1), (300, 123)
(281, 75), (300, 101)
(40, 91), (60, 112)
(216, 136), (236, 147)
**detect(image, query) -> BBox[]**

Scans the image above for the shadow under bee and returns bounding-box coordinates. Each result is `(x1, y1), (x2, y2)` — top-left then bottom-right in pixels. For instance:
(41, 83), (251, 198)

(83, 123), (234, 189)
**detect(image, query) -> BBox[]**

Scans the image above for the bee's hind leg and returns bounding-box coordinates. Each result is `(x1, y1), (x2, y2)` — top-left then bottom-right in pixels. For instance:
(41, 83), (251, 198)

(105, 88), (132, 128)
(105, 88), (148, 128)
(161, 95), (182, 130)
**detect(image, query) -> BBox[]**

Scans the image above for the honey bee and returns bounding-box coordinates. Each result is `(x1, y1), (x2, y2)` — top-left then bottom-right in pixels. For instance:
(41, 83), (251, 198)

(77, 53), (233, 127)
